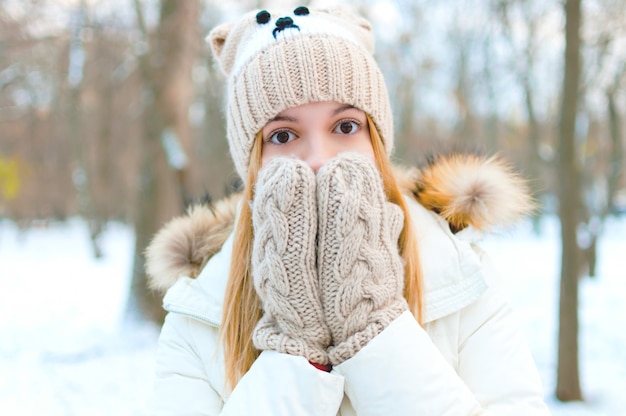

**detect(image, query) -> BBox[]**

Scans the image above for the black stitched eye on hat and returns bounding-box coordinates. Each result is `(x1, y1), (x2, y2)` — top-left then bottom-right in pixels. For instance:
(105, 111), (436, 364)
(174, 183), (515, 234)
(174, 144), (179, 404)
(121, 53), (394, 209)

(256, 10), (271, 24)
(294, 6), (309, 16)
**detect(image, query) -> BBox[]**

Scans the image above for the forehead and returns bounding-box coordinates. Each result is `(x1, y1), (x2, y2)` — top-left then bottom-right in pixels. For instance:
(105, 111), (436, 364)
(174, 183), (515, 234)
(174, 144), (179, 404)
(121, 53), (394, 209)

(231, 8), (361, 77)
(269, 101), (363, 120)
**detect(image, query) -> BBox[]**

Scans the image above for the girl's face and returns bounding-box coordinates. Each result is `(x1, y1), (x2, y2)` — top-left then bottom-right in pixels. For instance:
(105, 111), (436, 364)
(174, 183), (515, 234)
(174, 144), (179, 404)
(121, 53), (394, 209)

(260, 101), (374, 172)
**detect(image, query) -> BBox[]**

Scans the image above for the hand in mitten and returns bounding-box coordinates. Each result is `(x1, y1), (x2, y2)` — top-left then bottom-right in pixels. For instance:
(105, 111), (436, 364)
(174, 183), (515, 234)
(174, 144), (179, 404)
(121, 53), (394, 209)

(251, 157), (332, 365)
(317, 152), (408, 365)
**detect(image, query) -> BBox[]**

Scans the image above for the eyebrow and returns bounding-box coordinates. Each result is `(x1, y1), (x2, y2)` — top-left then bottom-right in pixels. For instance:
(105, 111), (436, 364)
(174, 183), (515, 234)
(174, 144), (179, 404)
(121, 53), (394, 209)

(266, 114), (298, 124)
(331, 104), (357, 116)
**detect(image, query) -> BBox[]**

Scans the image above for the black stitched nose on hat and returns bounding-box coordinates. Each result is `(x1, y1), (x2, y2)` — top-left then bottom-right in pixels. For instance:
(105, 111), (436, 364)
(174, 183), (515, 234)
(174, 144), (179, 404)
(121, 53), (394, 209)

(273, 16), (299, 39)
(276, 16), (293, 28)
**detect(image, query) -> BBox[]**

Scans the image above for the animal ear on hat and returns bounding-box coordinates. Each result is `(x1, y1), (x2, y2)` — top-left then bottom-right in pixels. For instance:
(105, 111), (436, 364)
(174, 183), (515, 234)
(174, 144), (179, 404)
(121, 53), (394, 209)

(206, 21), (234, 61)
(316, 5), (374, 52)
(329, 6), (372, 32)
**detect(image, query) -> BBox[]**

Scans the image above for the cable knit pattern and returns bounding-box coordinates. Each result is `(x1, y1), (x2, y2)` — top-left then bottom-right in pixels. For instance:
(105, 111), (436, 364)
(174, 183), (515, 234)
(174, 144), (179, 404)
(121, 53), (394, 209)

(251, 157), (331, 364)
(317, 153), (408, 364)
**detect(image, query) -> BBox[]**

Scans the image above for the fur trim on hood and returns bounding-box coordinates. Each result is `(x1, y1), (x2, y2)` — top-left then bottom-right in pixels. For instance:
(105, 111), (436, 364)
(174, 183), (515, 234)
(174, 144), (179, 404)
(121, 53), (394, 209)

(412, 154), (536, 233)
(145, 194), (241, 293)
(145, 154), (534, 293)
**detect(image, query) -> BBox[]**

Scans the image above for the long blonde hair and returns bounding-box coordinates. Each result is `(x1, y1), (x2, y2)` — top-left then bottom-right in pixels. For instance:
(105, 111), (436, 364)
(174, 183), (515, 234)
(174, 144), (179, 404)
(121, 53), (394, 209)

(220, 115), (423, 389)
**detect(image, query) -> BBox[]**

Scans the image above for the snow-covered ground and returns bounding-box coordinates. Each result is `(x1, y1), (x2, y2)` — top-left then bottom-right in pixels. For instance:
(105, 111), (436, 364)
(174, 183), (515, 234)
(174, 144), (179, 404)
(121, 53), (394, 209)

(482, 216), (626, 416)
(0, 219), (159, 416)
(0, 215), (624, 415)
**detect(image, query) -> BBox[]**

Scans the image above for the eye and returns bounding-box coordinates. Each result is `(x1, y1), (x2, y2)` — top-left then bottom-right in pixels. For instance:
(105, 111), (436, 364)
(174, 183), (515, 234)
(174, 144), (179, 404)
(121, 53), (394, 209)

(333, 120), (360, 135)
(267, 130), (297, 145)
(294, 6), (309, 16)
(256, 10), (271, 24)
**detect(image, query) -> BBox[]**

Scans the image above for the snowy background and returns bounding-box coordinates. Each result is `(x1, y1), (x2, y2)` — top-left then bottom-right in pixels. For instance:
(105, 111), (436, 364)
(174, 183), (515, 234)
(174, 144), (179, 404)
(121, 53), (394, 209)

(0, 215), (624, 415)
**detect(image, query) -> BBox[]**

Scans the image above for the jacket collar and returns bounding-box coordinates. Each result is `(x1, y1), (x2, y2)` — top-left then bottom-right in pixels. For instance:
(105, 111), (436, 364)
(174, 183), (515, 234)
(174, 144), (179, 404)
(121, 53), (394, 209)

(405, 197), (488, 322)
(162, 232), (235, 327)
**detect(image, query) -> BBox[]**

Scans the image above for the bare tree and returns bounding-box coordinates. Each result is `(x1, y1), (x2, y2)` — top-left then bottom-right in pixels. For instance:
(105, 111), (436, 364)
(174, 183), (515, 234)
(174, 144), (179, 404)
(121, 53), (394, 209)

(556, 0), (583, 402)
(575, 0), (626, 278)
(604, 71), (625, 218)
(450, 29), (479, 148)
(126, 0), (201, 324)
(480, 34), (500, 153)
(493, 0), (548, 232)
(583, 68), (626, 276)
(367, 0), (425, 164)
(67, 0), (105, 258)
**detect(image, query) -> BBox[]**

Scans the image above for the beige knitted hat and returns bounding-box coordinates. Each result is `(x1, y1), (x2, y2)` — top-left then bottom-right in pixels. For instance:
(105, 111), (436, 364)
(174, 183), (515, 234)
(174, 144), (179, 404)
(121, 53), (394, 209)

(207, 5), (394, 180)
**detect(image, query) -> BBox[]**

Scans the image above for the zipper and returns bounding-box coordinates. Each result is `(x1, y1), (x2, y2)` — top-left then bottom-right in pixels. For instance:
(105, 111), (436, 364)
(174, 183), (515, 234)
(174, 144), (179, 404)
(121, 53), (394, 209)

(165, 303), (221, 328)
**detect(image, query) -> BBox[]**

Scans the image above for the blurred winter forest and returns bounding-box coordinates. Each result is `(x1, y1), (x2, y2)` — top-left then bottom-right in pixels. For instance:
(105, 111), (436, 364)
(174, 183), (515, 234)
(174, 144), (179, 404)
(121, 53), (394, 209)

(0, 0), (624, 405)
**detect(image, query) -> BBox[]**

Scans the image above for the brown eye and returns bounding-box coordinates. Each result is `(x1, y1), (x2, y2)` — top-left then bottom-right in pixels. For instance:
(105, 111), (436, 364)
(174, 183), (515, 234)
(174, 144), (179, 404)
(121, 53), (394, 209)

(276, 131), (290, 143)
(269, 130), (296, 144)
(334, 121), (359, 135)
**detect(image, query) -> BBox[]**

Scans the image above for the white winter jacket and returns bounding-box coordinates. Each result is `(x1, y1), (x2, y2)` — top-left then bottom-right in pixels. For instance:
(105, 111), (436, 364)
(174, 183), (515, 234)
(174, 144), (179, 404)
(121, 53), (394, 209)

(146, 156), (551, 415)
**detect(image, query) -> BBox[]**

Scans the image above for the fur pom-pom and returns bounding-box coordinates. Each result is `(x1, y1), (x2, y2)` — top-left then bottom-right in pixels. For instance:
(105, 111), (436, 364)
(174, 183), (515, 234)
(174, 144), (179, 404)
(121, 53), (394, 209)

(415, 154), (536, 232)
(145, 194), (241, 292)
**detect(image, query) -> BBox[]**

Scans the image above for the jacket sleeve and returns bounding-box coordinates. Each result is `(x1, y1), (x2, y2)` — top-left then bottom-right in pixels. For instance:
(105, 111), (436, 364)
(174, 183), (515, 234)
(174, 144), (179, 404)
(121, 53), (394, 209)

(148, 312), (345, 416)
(223, 350), (344, 415)
(456, 250), (551, 414)
(148, 312), (224, 415)
(332, 279), (551, 415)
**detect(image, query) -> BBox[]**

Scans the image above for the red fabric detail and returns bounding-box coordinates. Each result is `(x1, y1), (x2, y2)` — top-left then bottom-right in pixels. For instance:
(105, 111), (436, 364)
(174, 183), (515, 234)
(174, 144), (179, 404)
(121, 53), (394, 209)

(309, 361), (332, 372)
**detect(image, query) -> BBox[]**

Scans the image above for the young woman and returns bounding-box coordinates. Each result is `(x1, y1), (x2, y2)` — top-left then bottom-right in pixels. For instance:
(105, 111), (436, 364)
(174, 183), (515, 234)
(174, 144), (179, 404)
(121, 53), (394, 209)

(146, 5), (551, 415)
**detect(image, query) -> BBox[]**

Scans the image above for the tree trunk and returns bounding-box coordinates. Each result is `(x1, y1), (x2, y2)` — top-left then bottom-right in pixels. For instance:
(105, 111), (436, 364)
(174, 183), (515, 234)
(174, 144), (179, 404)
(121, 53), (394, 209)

(453, 46), (477, 148)
(126, 0), (201, 324)
(68, 1), (104, 258)
(523, 77), (543, 234)
(556, 0), (584, 402)
(584, 79), (626, 278)
(482, 37), (499, 153)
(605, 84), (624, 217)
(494, 1), (544, 233)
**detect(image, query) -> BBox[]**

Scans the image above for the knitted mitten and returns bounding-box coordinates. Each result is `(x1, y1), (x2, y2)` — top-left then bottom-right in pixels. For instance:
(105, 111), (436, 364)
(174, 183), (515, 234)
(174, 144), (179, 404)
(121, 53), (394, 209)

(317, 153), (408, 365)
(251, 157), (331, 365)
